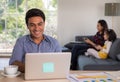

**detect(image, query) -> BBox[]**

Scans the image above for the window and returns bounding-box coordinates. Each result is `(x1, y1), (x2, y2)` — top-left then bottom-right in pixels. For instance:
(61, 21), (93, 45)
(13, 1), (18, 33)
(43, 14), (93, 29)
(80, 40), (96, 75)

(0, 0), (57, 56)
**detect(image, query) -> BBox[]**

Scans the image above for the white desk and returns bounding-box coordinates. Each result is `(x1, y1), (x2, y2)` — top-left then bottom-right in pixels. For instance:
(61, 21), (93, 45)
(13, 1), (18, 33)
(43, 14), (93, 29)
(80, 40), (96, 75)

(0, 71), (119, 82)
(0, 71), (70, 82)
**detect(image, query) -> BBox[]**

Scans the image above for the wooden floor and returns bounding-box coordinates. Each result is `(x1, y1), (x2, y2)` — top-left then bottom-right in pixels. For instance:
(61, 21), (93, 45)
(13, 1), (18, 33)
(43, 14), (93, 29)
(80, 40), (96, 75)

(0, 58), (10, 70)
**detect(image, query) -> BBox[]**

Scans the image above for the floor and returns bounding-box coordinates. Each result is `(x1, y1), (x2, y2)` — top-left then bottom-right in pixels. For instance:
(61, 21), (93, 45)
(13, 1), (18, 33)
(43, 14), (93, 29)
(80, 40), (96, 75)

(0, 58), (10, 70)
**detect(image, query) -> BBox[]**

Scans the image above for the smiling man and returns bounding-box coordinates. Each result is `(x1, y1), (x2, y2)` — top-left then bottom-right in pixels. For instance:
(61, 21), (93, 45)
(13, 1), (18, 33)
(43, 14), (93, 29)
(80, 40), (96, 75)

(9, 8), (61, 73)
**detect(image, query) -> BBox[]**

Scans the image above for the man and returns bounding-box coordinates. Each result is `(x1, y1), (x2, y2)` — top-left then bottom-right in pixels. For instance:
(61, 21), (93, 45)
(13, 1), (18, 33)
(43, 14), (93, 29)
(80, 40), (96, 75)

(9, 8), (61, 73)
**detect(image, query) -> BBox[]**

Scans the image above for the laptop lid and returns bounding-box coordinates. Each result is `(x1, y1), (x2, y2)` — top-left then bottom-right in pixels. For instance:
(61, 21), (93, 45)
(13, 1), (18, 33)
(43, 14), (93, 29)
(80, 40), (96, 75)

(25, 52), (71, 80)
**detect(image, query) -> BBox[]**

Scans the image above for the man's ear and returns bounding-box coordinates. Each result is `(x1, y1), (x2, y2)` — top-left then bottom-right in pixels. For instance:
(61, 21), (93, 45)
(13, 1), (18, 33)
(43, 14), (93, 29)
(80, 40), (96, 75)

(27, 25), (29, 29)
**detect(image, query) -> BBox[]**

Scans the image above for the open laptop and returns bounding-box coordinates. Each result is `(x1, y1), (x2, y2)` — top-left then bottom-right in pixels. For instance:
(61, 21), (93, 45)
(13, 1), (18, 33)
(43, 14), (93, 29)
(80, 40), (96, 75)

(25, 52), (71, 80)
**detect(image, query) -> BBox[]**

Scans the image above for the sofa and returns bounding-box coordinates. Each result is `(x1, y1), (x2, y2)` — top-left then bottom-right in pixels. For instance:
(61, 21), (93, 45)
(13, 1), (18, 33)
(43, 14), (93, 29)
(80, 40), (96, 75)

(64, 35), (120, 70)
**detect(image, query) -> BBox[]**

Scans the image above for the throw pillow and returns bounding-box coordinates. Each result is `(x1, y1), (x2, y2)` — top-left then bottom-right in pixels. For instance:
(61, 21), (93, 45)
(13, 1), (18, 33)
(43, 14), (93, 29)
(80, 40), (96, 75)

(117, 54), (120, 61)
(108, 39), (120, 60)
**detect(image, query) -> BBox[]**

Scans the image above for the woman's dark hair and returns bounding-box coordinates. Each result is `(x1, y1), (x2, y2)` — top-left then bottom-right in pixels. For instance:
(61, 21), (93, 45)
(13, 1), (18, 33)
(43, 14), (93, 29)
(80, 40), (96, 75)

(104, 29), (117, 42)
(25, 8), (45, 26)
(98, 20), (108, 34)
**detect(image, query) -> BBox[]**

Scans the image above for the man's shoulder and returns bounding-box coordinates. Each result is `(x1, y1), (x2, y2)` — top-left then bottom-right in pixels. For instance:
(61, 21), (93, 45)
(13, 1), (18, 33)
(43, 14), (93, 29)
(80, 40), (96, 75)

(44, 35), (61, 52)
(44, 35), (58, 43)
(45, 35), (59, 45)
(17, 35), (29, 42)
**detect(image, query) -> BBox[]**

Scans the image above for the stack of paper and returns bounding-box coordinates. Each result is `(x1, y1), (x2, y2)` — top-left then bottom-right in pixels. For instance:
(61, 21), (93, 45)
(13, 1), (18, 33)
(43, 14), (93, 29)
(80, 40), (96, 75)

(68, 72), (117, 82)
(105, 71), (120, 80)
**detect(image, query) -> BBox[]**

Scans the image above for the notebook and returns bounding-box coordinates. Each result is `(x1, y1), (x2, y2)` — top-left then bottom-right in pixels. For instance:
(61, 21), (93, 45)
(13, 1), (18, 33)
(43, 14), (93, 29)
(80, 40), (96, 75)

(25, 52), (71, 80)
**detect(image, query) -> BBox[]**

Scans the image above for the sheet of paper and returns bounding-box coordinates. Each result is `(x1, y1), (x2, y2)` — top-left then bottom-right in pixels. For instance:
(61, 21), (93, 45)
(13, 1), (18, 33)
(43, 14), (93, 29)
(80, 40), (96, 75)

(68, 72), (117, 82)
(105, 71), (120, 79)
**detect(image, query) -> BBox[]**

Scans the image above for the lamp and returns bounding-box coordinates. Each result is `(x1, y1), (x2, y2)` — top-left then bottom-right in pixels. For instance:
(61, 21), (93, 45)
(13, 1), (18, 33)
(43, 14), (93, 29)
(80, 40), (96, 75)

(105, 3), (120, 29)
(105, 3), (120, 16)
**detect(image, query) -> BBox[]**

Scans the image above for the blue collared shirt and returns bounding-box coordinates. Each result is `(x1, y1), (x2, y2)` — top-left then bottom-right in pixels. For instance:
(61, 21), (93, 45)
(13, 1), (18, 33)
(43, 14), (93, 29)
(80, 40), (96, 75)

(9, 34), (61, 64)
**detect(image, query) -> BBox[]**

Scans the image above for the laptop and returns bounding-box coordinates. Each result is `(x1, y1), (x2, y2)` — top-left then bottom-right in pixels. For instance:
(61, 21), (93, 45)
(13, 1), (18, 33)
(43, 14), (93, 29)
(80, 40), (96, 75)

(25, 52), (71, 80)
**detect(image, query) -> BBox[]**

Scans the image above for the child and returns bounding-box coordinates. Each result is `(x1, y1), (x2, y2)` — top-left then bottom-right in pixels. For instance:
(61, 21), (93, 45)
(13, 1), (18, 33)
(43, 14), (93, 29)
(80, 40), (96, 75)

(85, 29), (117, 59)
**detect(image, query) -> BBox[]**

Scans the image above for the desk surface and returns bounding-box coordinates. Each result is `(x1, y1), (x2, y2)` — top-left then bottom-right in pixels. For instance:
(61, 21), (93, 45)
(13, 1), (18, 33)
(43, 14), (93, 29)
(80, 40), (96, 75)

(0, 71), (119, 82)
(0, 70), (71, 82)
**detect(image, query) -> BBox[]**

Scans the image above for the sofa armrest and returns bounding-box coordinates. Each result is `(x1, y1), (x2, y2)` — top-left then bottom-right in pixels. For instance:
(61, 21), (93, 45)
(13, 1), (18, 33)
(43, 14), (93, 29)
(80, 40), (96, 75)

(75, 35), (94, 41)
(64, 35), (94, 50)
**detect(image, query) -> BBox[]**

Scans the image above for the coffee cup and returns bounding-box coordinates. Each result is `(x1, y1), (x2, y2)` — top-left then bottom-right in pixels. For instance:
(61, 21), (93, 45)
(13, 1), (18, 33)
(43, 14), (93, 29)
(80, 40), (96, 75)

(4, 65), (18, 75)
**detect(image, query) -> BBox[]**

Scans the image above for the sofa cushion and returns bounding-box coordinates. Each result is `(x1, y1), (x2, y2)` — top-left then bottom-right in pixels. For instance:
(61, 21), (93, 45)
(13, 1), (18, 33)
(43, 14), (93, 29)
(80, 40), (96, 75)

(64, 35), (93, 49)
(84, 64), (120, 70)
(78, 56), (119, 70)
(75, 35), (93, 41)
(108, 39), (120, 60)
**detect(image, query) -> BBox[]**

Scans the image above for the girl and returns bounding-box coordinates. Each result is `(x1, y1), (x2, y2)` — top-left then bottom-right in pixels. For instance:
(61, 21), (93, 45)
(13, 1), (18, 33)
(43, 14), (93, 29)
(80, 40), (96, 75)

(85, 29), (117, 59)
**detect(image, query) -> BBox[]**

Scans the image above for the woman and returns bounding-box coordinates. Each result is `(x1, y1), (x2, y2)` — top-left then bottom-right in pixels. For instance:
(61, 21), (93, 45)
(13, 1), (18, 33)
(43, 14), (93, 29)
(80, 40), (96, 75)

(71, 20), (108, 70)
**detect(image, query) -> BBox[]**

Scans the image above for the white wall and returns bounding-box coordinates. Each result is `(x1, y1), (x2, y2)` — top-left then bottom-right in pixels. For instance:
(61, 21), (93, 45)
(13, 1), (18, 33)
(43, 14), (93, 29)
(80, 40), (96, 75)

(57, 0), (120, 46)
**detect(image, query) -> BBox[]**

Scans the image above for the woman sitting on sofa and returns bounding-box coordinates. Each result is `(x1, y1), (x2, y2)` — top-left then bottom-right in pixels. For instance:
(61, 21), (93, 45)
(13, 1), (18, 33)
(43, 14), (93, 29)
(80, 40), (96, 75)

(71, 19), (108, 70)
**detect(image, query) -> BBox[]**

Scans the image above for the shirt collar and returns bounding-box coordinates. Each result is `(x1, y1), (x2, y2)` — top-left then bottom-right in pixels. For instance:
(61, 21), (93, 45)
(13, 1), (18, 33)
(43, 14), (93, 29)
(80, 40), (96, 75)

(28, 34), (49, 43)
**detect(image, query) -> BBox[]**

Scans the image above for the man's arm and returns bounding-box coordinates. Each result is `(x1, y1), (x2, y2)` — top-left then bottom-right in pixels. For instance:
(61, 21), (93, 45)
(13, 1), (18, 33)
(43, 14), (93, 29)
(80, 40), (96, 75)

(54, 40), (62, 52)
(9, 38), (25, 73)
(12, 60), (25, 73)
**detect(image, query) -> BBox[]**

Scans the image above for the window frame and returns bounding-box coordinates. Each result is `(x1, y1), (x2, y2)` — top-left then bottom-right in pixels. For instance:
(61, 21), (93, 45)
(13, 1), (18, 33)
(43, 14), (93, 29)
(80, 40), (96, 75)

(0, 0), (57, 57)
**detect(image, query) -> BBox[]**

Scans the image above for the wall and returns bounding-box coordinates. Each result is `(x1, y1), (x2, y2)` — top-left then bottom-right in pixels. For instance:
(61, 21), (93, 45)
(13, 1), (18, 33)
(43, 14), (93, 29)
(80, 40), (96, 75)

(57, 0), (120, 46)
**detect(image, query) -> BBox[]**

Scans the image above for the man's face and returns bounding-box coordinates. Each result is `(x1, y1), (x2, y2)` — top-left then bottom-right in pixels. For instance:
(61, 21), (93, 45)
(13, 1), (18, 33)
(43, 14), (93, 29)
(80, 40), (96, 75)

(27, 16), (45, 39)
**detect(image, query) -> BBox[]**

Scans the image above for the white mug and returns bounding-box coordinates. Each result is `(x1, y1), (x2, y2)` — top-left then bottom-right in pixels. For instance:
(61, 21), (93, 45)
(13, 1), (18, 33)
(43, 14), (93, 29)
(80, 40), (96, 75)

(4, 65), (18, 75)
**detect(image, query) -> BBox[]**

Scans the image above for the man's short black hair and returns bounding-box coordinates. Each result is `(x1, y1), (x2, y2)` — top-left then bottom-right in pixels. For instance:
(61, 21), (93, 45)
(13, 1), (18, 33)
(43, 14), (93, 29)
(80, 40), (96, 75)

(25, 8), (45, 26)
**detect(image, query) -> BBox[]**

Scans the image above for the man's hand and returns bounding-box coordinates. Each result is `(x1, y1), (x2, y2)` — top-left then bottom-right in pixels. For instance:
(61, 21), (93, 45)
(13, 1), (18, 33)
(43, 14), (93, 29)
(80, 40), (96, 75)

(12, 61), (25, 73)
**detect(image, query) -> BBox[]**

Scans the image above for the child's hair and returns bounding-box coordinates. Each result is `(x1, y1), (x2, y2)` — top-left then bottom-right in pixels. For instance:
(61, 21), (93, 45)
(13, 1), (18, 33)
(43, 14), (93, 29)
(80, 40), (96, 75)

(104, 29), (117, 42)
